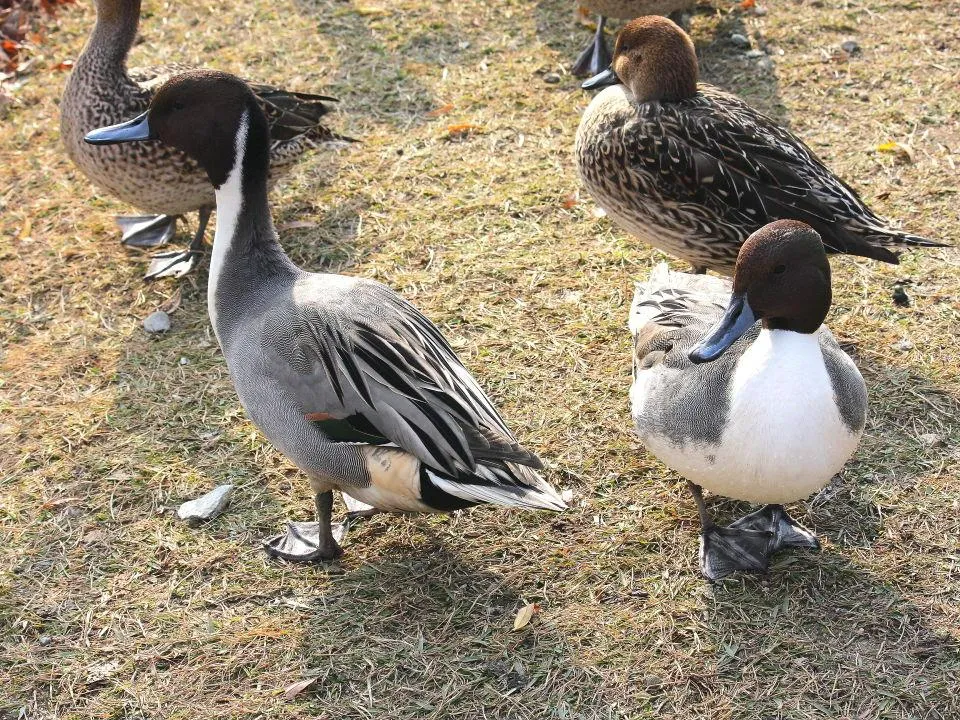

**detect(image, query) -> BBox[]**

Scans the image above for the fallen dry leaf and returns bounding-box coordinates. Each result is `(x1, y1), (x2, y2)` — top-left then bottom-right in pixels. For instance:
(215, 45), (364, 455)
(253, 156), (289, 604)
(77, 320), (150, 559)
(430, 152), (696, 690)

(427, 103), (454, 118)
(159, 286), (182, 314)
(877, 141), (915, 163)
(53, 58), (73, 71)
(739, 0), (756, 9)
(283, 676), (320, 700)
(513, 602), (540, 630)
(562, 190), (580, 209)
(446, 123), (483, 138)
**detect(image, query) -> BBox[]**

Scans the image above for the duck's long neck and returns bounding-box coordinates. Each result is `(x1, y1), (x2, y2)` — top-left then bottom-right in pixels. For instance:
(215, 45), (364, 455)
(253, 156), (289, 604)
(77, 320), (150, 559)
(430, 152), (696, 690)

(208, 111), (297, 342)
(78, 0), (140, 74)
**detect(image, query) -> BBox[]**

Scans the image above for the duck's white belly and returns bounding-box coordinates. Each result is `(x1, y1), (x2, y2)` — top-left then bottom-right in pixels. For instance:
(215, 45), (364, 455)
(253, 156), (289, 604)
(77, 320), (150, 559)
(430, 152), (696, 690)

(633, 329), (862, 504)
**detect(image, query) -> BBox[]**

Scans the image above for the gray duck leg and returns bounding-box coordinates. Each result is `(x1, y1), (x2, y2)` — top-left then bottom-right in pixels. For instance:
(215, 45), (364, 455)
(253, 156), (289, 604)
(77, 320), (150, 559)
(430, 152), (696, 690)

(667, 9), (691, 32)
(144, 206), (212, 280)
(117, 214), (177, 249)
(572, 15), (611, 78)
(728, 504), (820, 555)
(263, 490), (345, 562)
(687, 481), (776, 581)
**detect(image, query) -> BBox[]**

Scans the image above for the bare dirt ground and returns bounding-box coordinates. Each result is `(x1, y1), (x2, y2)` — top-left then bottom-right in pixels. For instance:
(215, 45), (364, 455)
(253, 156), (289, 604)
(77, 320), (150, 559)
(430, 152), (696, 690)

(2, 0), (959, 717)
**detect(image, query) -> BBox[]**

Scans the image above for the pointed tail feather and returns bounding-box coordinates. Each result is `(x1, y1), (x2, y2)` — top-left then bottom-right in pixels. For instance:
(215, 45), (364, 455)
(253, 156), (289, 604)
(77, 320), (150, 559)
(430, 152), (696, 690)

(868, 228), (948, 249)
(425, 463), (567, 512)
(835, 226), (948, 265)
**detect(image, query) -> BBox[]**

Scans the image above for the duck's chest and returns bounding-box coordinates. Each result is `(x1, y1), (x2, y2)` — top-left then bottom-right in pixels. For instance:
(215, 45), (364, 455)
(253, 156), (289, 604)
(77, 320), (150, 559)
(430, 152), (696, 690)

(60, 68), (211, 215)
(637, 329), (863, 503)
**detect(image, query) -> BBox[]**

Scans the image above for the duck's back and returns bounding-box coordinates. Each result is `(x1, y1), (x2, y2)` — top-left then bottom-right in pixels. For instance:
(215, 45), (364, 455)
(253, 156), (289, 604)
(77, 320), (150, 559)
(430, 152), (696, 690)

(576, 83), (929, 273)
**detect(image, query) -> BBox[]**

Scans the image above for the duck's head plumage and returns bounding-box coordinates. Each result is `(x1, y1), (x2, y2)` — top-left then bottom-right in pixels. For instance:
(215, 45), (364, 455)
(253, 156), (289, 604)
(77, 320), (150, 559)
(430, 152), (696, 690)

(690, 220), (832, 363)
(584, 15), (698, 102)
(733, 220), (832, 334)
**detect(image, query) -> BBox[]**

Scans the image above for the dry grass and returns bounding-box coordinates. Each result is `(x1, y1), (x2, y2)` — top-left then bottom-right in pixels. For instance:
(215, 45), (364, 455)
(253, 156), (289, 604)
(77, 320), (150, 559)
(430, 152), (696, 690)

(2, 0), (960, 717)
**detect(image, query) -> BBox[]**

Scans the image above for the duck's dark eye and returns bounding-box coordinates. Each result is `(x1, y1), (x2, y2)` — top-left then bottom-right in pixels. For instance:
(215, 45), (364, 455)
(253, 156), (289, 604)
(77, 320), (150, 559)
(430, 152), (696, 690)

(773, 264), (786, 274)
(172, 101), (185, 111)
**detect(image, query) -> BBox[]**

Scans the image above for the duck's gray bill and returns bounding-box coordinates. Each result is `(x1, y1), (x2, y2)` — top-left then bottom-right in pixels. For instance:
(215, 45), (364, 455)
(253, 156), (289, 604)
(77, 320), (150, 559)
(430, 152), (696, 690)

(689, 293), (757, 364)
(581, 67), (620, 90)
(84, 112), (154, 145)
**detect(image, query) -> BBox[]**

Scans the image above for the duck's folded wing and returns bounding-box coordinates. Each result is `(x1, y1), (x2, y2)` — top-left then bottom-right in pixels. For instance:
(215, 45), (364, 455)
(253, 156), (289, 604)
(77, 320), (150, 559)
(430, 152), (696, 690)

(248, 83), (351, 144)
(262, 284), (541, 478)
(626, 90), (901, 260)
(631, 270), (728, 371)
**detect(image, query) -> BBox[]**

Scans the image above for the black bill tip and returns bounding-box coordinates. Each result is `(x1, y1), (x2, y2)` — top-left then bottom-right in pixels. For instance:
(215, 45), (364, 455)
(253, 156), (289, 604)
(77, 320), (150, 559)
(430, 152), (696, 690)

(581, 67), (620, 90)
(689, 293), (758, 364)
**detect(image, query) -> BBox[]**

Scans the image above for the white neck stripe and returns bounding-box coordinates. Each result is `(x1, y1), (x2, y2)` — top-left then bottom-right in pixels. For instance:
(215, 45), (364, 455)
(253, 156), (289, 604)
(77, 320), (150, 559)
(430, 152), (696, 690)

(208, 110), (249, 339)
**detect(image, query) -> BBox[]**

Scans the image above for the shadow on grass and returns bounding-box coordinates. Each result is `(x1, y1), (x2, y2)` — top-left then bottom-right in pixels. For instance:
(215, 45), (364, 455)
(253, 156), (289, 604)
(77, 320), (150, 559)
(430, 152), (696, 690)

(292, 544), (613, 717)
(681, 556), (960, 718)
(291, 0), (443, 128)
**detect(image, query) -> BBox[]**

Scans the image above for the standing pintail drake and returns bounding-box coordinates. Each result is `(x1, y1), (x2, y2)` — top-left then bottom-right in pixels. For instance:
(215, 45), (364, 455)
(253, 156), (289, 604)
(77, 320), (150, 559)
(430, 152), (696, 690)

(576, 16), (944, 275)
(629, 221), (867, 580)
(85, 70), (566, 561)
(61, 0), (348, 280)
(572, 1), (695, 78)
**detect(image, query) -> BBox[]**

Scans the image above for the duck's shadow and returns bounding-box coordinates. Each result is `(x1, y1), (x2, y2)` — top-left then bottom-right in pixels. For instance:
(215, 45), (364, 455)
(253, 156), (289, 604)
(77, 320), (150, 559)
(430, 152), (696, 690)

(287, 543), (609, 714)
(668, 554), (960, 715)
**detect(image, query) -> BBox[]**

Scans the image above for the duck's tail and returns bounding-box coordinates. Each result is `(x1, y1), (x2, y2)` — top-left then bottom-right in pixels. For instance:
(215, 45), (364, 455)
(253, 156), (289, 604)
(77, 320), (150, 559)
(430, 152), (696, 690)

(422, 461), (568, 512)
(835, 225), (948, 264)
(253, 84), (358, 145)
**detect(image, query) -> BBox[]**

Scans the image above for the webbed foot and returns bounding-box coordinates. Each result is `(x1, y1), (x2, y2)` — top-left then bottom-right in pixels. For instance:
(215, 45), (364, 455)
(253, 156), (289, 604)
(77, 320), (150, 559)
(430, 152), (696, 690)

(572, 15), (611, 78)
(263, 521), (346, 562)
(117, 214), (177, 249)
(730, 504), (820, 554)
(145, 248), (203, 280)
(700, 524), (776, 581)
(342, 493), (379, 521)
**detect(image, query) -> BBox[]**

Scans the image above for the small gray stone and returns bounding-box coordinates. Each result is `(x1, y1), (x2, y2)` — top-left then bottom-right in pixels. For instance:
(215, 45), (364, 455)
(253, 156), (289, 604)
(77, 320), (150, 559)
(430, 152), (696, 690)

(543, 72), (561, 84)
(893, 339), (914, 352)
(745, 49), (765, 59)
(757, 57), (774, 72)
(143, 310), (171, 334)
(177, 484), (234, 527)
(919, 433), (944, 448)
(752, 5), (767, 15)
(38, 635), (51, 646)
(730, 33), (750, 49)
(841, 39), (861, 55)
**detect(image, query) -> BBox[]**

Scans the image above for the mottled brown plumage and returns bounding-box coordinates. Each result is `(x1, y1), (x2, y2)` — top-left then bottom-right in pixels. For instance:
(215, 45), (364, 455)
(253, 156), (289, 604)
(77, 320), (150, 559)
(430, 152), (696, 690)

(60, 0), (344, 220)
(577, 16), (944, 275)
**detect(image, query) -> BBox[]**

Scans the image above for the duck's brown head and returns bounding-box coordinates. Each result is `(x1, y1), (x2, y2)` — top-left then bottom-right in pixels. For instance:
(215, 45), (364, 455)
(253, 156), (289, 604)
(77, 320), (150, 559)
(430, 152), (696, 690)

(582, 16), (698, 103)
(690, 221), (833, 363)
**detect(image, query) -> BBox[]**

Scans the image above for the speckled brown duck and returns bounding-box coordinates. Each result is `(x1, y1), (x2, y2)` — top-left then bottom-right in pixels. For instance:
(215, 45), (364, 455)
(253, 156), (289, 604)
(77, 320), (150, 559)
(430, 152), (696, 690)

(572, 0), (695, 77)
(576, 16), (944, 274)
(60, 0), (348, 280)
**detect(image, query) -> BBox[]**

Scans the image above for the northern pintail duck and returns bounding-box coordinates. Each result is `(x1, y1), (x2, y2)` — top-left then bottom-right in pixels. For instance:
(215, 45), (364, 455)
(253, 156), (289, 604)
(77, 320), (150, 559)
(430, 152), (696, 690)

(630, 220), (867, 580)
(61, 0), (347, 280)
(572, 0), (694, 77)
(577, 16), (943, 275)
(85, 70), (566, 561)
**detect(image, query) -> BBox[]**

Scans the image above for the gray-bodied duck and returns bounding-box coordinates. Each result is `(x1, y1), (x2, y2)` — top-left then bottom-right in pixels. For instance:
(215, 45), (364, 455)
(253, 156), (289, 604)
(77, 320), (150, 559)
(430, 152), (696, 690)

(630, 220), (867, 580)
(577, 16), (943, 275)
(572, 0), (694, 78)
(61, 0), (347, 280)
(85, 70), (566, 561)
